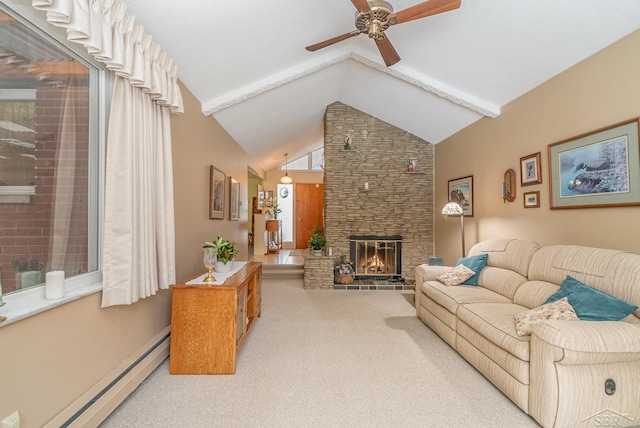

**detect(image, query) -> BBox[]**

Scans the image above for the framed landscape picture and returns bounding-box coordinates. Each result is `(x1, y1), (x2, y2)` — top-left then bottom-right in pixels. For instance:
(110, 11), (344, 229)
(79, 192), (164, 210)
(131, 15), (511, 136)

(548, 118), (640, 209)
(523, 191), (540, 208)
(209, 166), (226, 219)
(448, 175), (474, 216)
(229, 177), (240, 220)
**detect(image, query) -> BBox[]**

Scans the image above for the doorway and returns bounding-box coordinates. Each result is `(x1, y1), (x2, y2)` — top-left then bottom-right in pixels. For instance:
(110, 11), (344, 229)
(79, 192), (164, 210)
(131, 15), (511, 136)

(247, 167), (263, 255)
(295, 183), (324, 249)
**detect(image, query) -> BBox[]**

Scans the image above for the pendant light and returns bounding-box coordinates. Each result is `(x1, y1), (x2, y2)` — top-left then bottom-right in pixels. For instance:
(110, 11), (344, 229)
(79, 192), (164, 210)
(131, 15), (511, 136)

(280, 153), (293, 184)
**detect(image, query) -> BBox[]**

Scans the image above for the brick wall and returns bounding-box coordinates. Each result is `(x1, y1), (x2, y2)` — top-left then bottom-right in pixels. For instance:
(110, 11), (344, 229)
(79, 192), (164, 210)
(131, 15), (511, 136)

(323, 102), (434, 281)
(0, 82), (89, 292)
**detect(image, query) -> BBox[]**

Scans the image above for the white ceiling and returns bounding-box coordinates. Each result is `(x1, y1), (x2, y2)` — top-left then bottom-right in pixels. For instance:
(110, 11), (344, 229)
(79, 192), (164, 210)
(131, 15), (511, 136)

(121, 0), (640, 171)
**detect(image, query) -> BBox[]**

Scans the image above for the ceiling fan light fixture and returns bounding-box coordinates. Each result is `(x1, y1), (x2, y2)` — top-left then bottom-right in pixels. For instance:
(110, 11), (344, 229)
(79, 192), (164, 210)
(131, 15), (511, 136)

(280, 153), (293, 184)
(306, 0), (462, 67)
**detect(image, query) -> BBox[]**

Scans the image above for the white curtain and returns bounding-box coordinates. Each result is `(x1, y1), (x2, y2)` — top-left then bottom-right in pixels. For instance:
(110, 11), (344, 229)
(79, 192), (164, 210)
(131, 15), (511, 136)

(32, 0), (182, 306)
(101, 76), (176, 306)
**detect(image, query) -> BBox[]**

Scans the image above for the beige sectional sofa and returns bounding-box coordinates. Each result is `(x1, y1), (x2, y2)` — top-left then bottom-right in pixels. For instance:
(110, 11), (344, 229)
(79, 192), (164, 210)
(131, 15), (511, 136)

(415, 239), (640, 427)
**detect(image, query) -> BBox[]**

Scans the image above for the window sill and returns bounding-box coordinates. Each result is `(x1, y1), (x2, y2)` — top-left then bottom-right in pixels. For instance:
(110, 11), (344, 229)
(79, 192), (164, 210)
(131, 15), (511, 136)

(0, 272), (102, 327)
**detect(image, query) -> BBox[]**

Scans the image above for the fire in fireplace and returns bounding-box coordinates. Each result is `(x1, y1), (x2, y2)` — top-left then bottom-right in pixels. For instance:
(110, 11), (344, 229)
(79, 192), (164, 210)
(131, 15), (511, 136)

(349, 235), (402, 280)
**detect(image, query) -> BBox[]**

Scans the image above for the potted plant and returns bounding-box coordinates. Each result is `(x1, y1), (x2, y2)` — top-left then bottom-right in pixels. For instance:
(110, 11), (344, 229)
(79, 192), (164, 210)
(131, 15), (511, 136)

(266, 203), (282, 220)
(204, 236), (239, 272)
(308, 225), (326, 256)
(12, 257), (43, 289)
(334, 255), (355, 284)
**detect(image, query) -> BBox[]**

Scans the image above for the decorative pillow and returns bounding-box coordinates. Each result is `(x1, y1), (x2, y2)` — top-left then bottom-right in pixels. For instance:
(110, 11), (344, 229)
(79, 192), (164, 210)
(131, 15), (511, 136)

(437, 264), (476, 286)
(455, 253), (488, 286)
(514, 297), (578, 337)
(544, 275), (638, 321)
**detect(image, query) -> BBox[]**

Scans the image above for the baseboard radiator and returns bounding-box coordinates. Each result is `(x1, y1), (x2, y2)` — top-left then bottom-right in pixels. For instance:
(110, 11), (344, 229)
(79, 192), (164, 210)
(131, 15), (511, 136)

(44, 326), (171, 428)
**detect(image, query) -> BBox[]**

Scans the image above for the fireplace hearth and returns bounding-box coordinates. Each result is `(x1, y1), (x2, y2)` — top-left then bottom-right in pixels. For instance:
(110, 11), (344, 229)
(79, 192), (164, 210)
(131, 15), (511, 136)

(349, 235), (402, 280)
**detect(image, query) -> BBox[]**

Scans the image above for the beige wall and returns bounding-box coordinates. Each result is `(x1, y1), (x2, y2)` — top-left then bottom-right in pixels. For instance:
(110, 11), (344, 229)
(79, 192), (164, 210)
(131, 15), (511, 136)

(435, 29), (640, 265)
(172, 81), (265, 282)
(0, 83), (259, 427)
(0, 292), (171, 427)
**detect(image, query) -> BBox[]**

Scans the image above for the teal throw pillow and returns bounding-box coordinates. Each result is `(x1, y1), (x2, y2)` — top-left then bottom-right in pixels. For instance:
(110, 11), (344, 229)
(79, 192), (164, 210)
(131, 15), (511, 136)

(455, 253), (488, 286)
(544, 275), (638, 321)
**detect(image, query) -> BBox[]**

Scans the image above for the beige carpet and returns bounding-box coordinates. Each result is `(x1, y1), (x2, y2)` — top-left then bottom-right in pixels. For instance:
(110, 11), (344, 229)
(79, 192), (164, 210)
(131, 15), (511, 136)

(101, 278), (539, 427)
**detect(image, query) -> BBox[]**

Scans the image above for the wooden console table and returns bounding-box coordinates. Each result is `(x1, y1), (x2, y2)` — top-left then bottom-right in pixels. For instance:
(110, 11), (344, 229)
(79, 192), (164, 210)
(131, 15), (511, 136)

(169, 262), (262, 375)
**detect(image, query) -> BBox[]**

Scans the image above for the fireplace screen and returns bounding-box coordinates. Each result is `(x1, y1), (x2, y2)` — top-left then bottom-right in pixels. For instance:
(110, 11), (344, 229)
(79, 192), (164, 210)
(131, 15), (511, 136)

(349, 235), (402, 279)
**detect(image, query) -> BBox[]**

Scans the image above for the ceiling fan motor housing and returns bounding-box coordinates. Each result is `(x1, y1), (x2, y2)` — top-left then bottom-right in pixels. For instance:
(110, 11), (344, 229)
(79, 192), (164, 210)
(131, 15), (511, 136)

(355, 0), (394, 39)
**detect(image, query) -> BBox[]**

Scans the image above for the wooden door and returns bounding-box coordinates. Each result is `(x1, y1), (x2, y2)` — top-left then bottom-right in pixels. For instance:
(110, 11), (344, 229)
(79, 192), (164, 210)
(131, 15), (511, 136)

(295, 183), (324, 249)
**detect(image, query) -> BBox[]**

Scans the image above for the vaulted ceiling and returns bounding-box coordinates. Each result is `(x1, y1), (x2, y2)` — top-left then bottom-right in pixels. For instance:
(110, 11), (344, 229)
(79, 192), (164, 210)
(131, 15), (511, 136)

(120, 0), (640, 171)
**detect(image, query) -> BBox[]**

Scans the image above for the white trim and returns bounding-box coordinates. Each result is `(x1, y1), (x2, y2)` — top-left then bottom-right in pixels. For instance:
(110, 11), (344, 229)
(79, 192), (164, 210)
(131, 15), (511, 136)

(0, 185), (36, 196)
(0, 89), (36, 100)
(202, 49), (500, 118)
(0, 271), (103, 327)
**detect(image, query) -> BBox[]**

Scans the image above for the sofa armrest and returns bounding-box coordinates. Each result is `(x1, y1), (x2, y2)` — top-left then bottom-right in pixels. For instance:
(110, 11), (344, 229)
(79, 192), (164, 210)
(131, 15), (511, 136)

(415, 264), (452, 285)
(533, 320), (640, 366)
(530, 321), (640, 427)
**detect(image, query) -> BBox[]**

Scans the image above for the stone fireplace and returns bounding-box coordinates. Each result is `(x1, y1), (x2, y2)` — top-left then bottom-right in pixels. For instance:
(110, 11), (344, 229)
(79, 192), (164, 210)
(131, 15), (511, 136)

(323, 102), (435, 282)
(350, 235), (402, 280)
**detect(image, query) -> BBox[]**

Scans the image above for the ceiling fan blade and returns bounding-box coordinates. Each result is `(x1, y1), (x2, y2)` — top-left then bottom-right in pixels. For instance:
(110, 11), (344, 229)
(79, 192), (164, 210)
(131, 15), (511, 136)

(375, 36), (401, 67)
(305, 30), (362, 51)
(351, 0), (372, 12)
(390, 0), (461, 25)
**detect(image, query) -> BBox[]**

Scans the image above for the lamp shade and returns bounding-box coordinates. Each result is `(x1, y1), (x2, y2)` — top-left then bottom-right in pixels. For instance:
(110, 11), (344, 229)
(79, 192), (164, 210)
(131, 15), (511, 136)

(280, 173), (293, 184)
(441, 201), (464, 215)
(280, 152), (293, 184)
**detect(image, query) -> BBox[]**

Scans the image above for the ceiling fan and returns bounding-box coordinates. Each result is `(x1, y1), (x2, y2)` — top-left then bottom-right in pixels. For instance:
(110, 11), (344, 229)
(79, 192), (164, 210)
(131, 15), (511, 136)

(305, 0), (461, 67)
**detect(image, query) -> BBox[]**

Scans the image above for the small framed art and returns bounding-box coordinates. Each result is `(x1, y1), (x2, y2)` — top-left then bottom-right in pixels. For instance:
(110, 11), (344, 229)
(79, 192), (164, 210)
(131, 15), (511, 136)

(209, 166), (226, 219)
(520, 152), (542, 186)
(523, 191), (540, 208)
(448, 175), (474, 216)
(229, 177), (240, 221)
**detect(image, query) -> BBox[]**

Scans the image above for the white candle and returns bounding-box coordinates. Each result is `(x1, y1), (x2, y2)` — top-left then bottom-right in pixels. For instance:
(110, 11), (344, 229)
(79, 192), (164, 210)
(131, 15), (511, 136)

(364, 182), (369, 190)
(45, 271), (65, 300)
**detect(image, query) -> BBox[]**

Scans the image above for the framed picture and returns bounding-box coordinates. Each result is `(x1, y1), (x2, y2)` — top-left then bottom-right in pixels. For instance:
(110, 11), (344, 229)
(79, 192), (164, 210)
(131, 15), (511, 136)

(520, 152), (542, 186)
(523, 191), (540, 208)
(448, 175), (474, 216)
(209, 166), (226, 219)
(257, 184), (264, 209)
(264, 190), (274, 207)
(229, 177), (240, 221)
(548, 118), (640, 209)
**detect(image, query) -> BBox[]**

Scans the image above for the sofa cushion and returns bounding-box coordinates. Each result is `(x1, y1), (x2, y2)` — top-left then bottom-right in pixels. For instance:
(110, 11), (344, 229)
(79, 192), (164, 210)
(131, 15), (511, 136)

(477, 266), (529, 301)
(514, 297), (578, 337)
(468, 238), (541, 277)
(437, 264), (476, 286)
(513, 280), (560, 310)
(456, 253), (488, 285)
(420, 281), (511, 315)
(457, 302), (531, 361)
(527, 245), (619, 291)
(544, 276), (638, 321)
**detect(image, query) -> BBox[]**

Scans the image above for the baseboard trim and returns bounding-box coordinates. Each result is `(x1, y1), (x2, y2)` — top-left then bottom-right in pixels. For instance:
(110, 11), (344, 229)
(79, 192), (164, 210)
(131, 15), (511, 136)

(44, 326), (171, 428)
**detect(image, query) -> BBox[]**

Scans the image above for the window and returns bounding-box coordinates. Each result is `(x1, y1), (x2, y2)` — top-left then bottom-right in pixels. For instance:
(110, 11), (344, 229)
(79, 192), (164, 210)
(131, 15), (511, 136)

(0, 6), (101, 298)
(280, 147), (324, 171)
